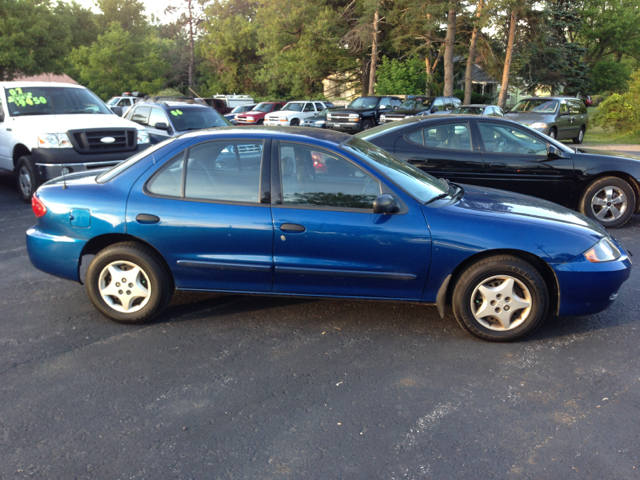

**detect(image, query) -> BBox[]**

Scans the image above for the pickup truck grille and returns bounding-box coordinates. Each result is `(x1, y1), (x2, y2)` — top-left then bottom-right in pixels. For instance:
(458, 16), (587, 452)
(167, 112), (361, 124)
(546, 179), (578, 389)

(69, 128), (138, 154)
(327, 113), (354, 121)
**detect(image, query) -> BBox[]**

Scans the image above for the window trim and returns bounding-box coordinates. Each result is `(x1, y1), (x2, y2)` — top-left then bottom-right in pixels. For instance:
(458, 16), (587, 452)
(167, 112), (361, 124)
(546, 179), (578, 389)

(143, 138), (271, 206)
(272, 139), (383, 213)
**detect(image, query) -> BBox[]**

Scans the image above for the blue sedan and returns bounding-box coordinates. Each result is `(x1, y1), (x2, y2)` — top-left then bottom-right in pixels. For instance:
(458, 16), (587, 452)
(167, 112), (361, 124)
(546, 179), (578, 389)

(26, 128), (632, 341)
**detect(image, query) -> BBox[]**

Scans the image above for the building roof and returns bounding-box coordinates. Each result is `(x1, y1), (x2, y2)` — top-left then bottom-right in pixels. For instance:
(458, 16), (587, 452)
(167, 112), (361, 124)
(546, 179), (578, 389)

(13, 73), (79, 85)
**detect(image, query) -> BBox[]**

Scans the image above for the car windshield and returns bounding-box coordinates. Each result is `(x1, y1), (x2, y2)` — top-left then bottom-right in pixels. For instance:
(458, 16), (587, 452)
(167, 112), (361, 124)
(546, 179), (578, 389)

(106, 97), (119, 106)
(169, 107), (232, 131)
(342, 137), (448, 203)
(230, 105), (245, 113)
(400, 98), (433, 109)
(4, 86), (112, 116)
(282, 102), (304, 112)
(252, 103), (274, 112)
(96, 138), (177, 183)
(510, 99), (559, 113)
(452, 106), (484, 115)
(348, 97), (381, 109)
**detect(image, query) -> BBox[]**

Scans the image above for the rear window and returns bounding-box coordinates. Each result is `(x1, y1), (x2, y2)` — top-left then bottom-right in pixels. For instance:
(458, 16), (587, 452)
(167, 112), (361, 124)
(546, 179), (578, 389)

(169, 107), (232, 131)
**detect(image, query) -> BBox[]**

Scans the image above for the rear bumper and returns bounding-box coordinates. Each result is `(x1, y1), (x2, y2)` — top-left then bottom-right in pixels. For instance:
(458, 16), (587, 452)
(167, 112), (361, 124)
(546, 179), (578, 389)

(31, 144), (151, 181)
(553, 252), (632, 317)
(26, 227), (87, 283)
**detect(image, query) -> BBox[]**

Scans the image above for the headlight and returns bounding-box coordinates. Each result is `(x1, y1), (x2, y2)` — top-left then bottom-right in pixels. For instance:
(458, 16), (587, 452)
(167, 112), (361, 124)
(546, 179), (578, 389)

(584, 238), (621, 263)
(327, 114), (333, 120)
(380, 115), (386, 121)
(317, 120), (326, 125)
(137, 129), (150, 144)
(530, 122), (548, 129)
(37, 133), (72, 148)
(247, 116), (255, 122)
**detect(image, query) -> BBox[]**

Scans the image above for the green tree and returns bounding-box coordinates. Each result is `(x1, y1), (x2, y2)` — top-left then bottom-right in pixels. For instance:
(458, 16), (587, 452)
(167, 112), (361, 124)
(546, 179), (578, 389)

(375, 55), (428, 94)
(593, 69), (640, 134)
(590, 59), (634, 93)
(94, 0), (150, 39)
(68, 23), (169, 99)
(0, 0), (72, 80)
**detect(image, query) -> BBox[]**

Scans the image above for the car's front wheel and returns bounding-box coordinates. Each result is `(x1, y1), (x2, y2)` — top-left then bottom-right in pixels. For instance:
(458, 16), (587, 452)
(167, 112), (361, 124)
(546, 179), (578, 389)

(579, 176), (636, 228)
(361, 119), (374, 131)
(452, 255), (549, 341)
(16, 155), (39, 203)
(290, 118), (300, 126)
(86, 242), (173, 324)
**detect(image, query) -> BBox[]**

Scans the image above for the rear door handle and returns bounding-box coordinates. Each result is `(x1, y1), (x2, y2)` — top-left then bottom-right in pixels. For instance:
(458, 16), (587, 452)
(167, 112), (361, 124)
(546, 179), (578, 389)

(490, 162), (507, 168)
(280, 223), (306, 233)
(136, 214), (160, 224)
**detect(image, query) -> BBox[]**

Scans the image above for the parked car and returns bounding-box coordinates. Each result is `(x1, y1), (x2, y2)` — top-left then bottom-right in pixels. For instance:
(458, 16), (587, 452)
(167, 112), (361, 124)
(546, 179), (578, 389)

(264, 100), (333, 126)
(451, 104), (504, 116)
(202, 95), (254, 115)
(301, 107), (341, 128)
(357, 115), (640, 228)
(0, 81), (151, 202)
(326, 96), (402, 132)
(380, 96), (462, 124)
(504, 97), (589, 143)
(106, 92), (145, 117)
(224, 104), (257, 124)
(577, 93), (593, 106)
(124, 99), (231, 144)
(26, 128), (631, 342)
(235, 102), (286, 125)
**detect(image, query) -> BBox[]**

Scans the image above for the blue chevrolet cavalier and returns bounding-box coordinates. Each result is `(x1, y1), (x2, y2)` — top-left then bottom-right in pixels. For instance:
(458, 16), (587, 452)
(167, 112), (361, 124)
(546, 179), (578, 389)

(26, 127), (632, 341)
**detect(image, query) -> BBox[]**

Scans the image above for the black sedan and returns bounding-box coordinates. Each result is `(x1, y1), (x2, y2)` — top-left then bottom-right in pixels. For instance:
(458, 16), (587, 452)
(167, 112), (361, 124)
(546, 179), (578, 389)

(357, 115), (640, 228)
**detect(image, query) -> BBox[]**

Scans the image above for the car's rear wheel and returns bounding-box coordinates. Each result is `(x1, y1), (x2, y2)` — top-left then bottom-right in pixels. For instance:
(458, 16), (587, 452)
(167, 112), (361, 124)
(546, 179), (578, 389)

(86, 242), (173, 324)
(579, 176), (636, 228)
(452, 255), (549, 342)
(572, 126), (585, 144)
(548, 127), (557, 140)
(16, 156), (39, 203)
(290, 119), (300, 126)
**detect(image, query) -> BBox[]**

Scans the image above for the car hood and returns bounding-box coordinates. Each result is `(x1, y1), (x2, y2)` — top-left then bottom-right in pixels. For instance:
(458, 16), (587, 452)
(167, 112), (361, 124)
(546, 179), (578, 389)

(503, 112), (553, 124)
(237, 111), (266, 118)
(385, 108), (424, 116)
(575, 147), (640, 162)
(11, 113), (140, 131)
(329, 107), (375, 114)
(445, 184), (605, 234)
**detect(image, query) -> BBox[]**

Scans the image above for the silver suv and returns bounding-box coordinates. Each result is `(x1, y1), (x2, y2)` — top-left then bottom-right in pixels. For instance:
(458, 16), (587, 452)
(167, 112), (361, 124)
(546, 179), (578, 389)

(504, 97), (589, 144)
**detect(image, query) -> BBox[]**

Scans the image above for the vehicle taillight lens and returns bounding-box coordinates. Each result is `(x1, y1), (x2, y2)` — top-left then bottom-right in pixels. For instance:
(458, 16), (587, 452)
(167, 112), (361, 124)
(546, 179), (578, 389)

(32, 195), (47, 218)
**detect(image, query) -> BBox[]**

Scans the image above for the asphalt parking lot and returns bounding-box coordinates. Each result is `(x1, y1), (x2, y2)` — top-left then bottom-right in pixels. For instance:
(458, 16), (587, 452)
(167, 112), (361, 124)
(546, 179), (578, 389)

(1, 170), (639, 479)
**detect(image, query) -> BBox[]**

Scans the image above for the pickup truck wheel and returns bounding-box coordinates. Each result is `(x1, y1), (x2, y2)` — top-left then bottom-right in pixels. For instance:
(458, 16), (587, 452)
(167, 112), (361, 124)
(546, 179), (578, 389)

(16, 156), (39, 203)
(361, 119), (374, 131)
(257, 119), (264, 125)
(579, 176), (636, 228)
(290, 119), (300, 126)
(572, 126), (585, 144)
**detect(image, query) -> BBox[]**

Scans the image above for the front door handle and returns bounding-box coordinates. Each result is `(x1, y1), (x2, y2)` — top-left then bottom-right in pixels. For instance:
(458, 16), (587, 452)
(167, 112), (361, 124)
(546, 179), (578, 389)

(408, 157), (428, 165)
(490, 162), (507, 168)
(136, 214), (160, 224)
(280, 223), (306, 233)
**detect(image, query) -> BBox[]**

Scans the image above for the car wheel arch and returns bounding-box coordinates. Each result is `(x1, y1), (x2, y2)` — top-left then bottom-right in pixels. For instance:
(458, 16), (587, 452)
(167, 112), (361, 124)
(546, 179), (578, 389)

(79, 234), (174, 289)
(13, 144), (30, 167)
(580, 172), (640, 214)
(443, 249), (560, 316)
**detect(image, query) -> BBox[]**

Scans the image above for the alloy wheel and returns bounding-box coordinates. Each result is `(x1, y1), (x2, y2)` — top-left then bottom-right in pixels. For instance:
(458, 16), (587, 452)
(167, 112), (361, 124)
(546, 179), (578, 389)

(590, 186), (627, 222)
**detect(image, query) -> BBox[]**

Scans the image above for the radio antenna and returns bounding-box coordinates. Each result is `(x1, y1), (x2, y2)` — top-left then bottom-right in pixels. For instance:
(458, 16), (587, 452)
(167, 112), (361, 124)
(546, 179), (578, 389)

(62, 167), (67, 189)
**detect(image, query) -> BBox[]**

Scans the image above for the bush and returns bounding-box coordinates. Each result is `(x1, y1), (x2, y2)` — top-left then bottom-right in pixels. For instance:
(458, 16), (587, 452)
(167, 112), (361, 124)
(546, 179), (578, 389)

(453, 89), (492, 105)
(591, 94), (605, 106)
(376, 56), (427, 95)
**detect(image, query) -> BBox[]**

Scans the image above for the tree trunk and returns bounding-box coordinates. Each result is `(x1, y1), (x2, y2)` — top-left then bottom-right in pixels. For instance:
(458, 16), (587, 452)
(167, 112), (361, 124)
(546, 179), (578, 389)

(497, 9), (517, 109)
(361, 53), (370, 95)
(368, 8), (379, 96)
(188, 0), (195, 88)
(464, 0), (483, 104)
(443, 2), (457, 97)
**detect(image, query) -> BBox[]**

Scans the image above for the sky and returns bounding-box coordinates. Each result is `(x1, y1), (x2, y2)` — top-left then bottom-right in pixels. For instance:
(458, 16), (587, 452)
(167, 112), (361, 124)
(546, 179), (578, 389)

(68, 0), (177, 21)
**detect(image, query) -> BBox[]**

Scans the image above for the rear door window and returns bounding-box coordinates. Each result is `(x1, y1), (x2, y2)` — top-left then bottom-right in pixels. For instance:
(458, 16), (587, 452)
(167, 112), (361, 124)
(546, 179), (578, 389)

(131, 107), (151, 125)
(423, 123), (472, 151)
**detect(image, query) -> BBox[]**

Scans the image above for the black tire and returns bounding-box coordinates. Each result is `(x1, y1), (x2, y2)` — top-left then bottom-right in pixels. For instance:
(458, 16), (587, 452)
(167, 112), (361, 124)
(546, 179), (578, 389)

(572, 126), (586, 144)
(452, 255), (549, 342)
(290, 118), (300, 126)
(16, 155), (39, 203)
(86, 242), (173, 325)
(548, 127), (557, 140)
(257, 119), (264, 125)
(361, 119), (374, 131)
(578, 176), (636, 228)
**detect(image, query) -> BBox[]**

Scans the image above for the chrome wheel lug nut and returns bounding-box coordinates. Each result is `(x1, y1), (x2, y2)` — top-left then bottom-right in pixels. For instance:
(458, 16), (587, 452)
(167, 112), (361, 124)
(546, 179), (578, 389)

(126, 290), (131, 295)
(116, 282), (121, 287)
(128, 283), (133, 288)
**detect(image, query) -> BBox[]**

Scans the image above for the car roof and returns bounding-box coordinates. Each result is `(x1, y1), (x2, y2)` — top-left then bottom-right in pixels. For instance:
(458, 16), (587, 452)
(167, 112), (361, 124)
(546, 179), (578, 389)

(458, 104), (493, 108)
(134, 101), (211, 110)
(179, 125), (352, 144)
(0, 81), (84, 88)
(519, 96), (576, 101)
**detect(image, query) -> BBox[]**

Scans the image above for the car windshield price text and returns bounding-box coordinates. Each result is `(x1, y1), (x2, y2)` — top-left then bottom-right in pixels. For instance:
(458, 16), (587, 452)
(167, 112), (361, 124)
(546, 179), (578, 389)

(7, 88), (47, 107)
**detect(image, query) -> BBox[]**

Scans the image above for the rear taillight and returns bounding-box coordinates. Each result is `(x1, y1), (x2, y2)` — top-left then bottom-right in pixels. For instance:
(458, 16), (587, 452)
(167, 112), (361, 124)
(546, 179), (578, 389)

(32, 195), (47, 217)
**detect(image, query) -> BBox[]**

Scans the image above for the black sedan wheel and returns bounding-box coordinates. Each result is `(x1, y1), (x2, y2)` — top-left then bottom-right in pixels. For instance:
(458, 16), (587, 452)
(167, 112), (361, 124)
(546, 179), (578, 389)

(86, 242), (173, 324)
(452, 255), (549, 342)
(579, 176), (636, 228)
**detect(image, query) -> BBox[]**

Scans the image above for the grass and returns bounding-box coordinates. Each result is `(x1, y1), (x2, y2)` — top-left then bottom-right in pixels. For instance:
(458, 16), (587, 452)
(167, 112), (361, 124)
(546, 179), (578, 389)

(581, 107), (640, 145)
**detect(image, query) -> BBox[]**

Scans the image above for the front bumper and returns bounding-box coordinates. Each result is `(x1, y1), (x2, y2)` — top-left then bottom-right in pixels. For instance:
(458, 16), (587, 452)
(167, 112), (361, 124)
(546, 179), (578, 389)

(26, 227), (87, 283)
(553, 249), (632, 317)
(264, 120), (290, 126)
(31, 144), (151, 181)
(326, 121), (362, 132)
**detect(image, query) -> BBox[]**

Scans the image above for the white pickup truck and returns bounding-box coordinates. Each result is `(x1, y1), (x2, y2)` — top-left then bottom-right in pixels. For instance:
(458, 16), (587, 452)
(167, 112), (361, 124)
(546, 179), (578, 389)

(0, 82), (151, 201)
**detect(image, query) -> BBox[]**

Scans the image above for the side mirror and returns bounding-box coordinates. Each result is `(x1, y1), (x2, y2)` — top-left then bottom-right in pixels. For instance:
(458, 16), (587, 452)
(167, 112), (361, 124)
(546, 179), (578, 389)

(431, 106), (439, 113)
(373, 194), (398, 214)
(154, 122), (170, 131)
(547, 143), (563, 159)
